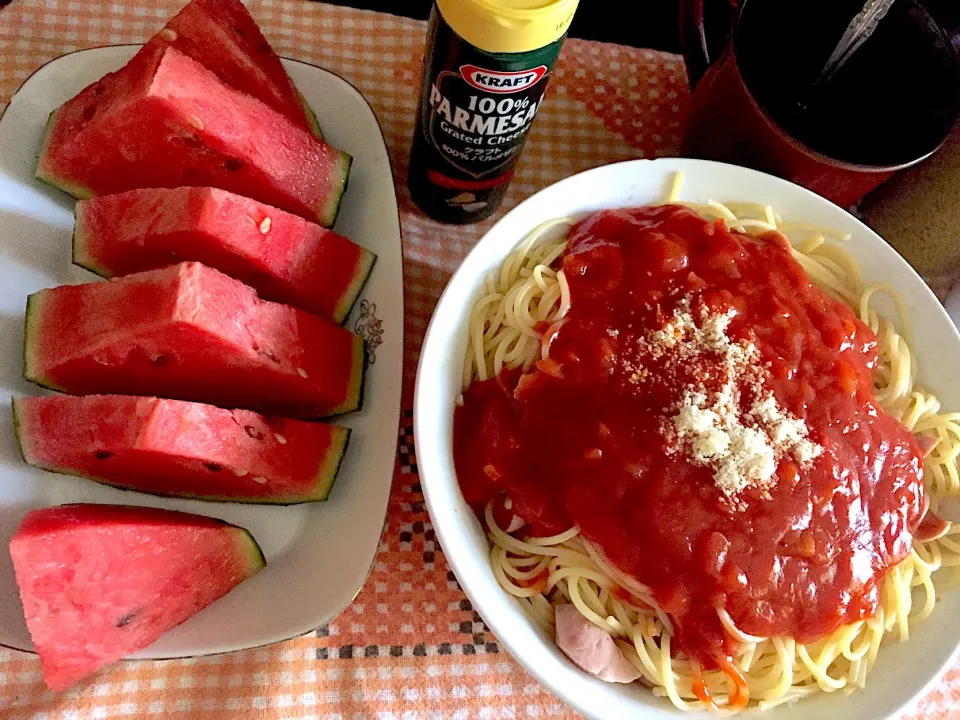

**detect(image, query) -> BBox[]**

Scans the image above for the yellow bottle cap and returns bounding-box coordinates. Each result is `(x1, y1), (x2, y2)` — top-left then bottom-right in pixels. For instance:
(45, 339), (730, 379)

(436, 0), (580, 55)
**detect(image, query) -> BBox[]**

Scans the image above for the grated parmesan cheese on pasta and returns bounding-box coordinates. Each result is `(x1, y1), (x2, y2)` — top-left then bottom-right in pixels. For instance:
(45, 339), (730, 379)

(635, 298), (822, 505)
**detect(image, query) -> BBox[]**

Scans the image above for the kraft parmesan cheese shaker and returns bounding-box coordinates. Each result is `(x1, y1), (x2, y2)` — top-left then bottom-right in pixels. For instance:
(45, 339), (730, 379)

(408, 0), (580, 224)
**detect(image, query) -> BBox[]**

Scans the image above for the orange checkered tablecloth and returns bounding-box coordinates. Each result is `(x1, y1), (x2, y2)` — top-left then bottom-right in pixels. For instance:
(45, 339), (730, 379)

(0, 1), (958, 718)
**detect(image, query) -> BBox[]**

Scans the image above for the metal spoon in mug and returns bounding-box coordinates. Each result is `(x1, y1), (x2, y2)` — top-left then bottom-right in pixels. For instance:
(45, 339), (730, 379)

(817, 0), (899, 85)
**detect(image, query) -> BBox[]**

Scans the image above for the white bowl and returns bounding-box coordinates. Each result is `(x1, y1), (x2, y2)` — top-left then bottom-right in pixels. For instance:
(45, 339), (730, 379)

(414, 158), (960, 720)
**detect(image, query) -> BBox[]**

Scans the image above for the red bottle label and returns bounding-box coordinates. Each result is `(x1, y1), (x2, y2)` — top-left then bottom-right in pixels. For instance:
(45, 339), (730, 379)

(459, 64), (548, 94)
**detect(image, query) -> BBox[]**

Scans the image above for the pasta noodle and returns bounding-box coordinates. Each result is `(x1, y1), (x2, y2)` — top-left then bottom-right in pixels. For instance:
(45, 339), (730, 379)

(462, 217), (573, 391)
(460, 173), (960, 712)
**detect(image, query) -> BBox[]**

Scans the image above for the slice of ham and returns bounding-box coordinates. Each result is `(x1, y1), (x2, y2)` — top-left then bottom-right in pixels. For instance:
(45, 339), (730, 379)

(505, 514), (526, 533)
(916, 510), (951, 542)
(554, 604), (641, 683)
(914, 486), (960, 543)
(491, 495), (526, 533)
(918, 435), (939, 456)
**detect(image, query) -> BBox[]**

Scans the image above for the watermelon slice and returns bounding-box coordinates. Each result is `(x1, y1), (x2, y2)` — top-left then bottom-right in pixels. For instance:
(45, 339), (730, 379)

(36, 46), (350, 227)
(23, 262), (365, 418)
(13, 395), (350, 503)
(10, 503), (265, 690)
(140, 0), (322, 137)
(74, 187), (376, 324)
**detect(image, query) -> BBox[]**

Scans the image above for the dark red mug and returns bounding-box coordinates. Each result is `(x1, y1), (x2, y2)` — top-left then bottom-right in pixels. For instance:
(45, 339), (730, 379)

(680, 0), (960, 207)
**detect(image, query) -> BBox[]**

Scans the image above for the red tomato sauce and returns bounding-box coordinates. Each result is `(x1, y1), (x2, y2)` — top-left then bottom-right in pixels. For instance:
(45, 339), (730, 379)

(453, 205), (925, 668)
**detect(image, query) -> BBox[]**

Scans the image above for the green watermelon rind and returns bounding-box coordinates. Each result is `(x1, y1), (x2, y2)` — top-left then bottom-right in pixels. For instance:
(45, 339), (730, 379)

(332, 251), (378, 325)
(318, 151), (352, 228)
(11, 397), (32, 466)
(325, 334), (367, 416)
(35, 110), (94, 200)
(233, 526), (268, 576)
(312, 425), (351, 501)
(22, 292), (65, 393)
(71, 203), (110, 278)
(297, 90), (323, 140)
(12, 397), (352, 505)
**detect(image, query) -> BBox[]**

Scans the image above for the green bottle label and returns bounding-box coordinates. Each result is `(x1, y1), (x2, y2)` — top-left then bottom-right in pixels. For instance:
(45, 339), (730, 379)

(425, 64), (547, 177)
(409, 6), (565, 224)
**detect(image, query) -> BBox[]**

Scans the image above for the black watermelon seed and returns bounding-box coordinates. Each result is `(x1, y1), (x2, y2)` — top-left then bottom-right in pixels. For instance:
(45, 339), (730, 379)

(225, 158), (243, 172)
(115, 611), (136, 628)
(94, 451), (112, 460)
(203, 462), (222, 472)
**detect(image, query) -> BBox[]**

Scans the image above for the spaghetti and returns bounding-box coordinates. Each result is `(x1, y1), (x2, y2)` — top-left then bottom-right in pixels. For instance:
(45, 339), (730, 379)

(462, 217), (572, 391)
(458, 174), (960, 712)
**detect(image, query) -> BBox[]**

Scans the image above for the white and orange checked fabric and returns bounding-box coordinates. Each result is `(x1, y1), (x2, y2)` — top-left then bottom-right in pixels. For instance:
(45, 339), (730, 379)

(0, 1), (958, 718)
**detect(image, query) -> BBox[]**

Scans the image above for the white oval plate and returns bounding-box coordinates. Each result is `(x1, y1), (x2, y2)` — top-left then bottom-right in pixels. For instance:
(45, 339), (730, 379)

(415, 158), (960, 720)
(0, 47), (403, 657)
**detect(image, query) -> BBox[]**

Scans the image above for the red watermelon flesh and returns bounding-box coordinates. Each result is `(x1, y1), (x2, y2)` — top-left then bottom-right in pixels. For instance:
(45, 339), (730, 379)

(74, 187), (375, 324)
(140, 0), (322, 137)
(13, 394), (350, 503)
(10, 503), (265, 690)
(23, 262), (365, 418)
(36, 46), (350, 227)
